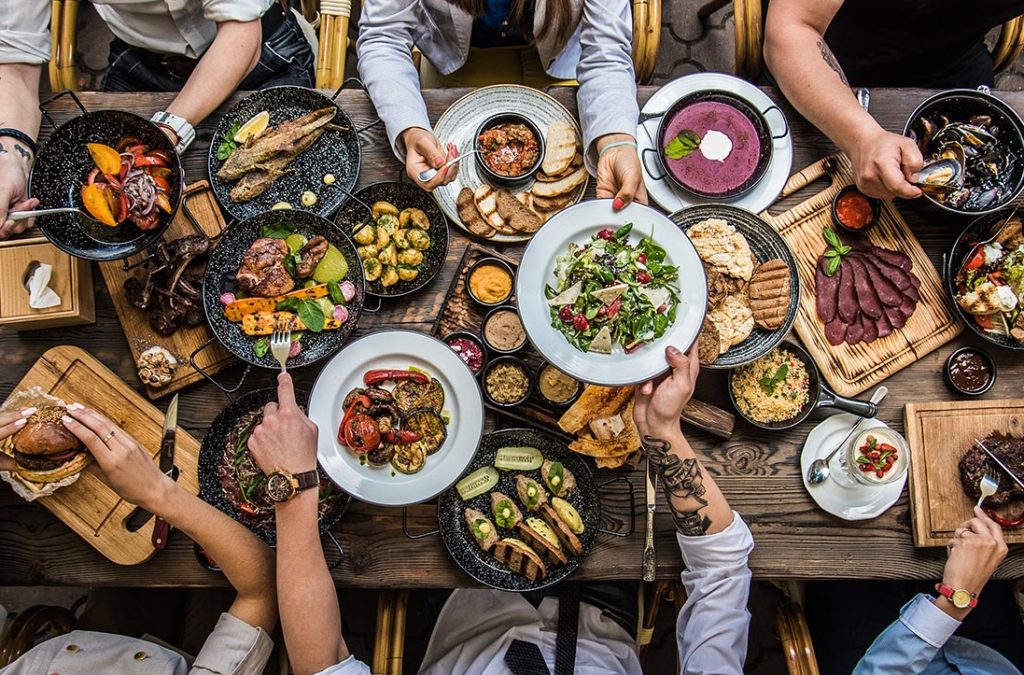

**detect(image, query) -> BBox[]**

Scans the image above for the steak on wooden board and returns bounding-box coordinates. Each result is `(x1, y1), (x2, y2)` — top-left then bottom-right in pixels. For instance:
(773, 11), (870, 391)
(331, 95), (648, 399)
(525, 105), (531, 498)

(959, 432), (1024, 505)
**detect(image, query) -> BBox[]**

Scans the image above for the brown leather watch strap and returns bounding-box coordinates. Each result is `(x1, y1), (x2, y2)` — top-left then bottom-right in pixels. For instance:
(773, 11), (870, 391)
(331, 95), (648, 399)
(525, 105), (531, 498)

(294, 470), (320, 492)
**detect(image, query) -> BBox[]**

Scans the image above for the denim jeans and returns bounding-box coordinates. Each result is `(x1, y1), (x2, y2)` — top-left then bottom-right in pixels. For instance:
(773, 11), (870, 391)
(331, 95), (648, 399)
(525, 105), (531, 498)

(101, 12), (314, 92)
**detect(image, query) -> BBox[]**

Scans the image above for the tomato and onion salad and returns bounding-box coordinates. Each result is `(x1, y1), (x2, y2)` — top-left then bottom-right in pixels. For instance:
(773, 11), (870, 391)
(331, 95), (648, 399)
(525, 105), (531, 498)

(81, 136), (174, 230)
(854, 434), (900, 479)
(478, 122), (540, 177)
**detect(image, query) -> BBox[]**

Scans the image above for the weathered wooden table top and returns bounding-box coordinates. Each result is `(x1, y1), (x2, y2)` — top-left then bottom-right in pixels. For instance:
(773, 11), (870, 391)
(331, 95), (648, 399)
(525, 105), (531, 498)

(1, 86), (1022, 588)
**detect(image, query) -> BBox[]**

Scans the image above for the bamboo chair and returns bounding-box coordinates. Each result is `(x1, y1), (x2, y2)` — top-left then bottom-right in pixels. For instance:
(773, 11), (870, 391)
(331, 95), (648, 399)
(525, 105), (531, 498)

(697, 0), (1024, 82)
(0, 605), (76, 666)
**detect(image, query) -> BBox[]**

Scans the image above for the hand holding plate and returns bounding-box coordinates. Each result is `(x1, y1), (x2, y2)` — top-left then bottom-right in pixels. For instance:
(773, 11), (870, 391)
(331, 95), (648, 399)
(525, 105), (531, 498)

(633, 345), (700, 439)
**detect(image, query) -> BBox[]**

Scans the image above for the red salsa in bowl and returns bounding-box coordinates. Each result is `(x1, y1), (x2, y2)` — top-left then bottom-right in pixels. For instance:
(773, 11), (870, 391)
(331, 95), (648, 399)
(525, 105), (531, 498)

(832, 185), (879, 233)
(474, 113), (545, 187)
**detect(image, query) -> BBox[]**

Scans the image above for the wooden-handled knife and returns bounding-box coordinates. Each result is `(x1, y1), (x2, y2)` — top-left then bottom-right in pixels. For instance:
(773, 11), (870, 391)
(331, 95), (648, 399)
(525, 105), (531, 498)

(642, 455), (656, 582)
(151, 394), (178, 550)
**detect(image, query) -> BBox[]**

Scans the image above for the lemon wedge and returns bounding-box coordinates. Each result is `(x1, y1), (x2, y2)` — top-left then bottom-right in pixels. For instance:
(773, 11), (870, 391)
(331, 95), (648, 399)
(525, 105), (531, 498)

(234, 111), (270, 143)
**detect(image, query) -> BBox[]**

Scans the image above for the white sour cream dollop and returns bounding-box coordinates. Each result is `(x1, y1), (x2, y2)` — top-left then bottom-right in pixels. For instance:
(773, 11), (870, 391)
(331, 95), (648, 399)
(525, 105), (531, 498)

(699, 130), (732, 162)
(994, 284), (1018, 312)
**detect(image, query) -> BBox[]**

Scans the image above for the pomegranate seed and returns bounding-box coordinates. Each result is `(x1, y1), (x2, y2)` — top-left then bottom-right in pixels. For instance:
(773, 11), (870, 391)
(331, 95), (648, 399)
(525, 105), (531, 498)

(656, 303), (667, 314)
(558, 306), (573, 322)
(635, 270), (651, 284)
(597, 228), (615, 240)
(573, 315), (589, 331)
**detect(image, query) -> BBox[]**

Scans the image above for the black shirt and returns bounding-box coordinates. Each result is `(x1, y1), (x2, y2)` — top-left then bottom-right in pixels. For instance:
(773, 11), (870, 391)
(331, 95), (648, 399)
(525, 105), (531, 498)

(822, 0), (1024, 87)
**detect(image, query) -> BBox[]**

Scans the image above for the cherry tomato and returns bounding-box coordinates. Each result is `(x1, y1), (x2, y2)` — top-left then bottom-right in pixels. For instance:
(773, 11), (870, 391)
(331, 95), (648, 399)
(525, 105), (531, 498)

(635, 270), (652, 284)
(558, 306), (573, 322)
(965, 248), (986, 271)
(343, 414), (381, 452)
(597, 228), (615, 240)
(572, 314), (589, 331)
(606, 297), (622, 318)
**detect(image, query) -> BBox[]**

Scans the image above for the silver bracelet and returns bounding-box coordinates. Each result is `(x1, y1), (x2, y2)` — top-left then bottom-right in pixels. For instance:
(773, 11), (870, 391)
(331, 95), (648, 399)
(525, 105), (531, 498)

(598, 140), (638, 159)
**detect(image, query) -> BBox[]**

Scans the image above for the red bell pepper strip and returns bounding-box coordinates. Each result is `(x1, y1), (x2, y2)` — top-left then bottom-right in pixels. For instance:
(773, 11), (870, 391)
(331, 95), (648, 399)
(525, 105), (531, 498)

(337, 394), (371, 444)
(384, 430), (421, 445)
(135, 155), (168, 167)
(984, 506), (1024, 528)
(363, 369), (429, 386)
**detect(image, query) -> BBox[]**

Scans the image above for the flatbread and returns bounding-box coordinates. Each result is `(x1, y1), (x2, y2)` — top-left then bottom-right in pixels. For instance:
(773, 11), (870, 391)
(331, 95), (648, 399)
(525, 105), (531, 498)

(558, 385), (634, 434)
(707, 294), (754, 354)
(542, 121), (577, 176)
(687, 218), (755, 281)
(697, 317), (721, 366)
(532, 167), (587, 198)
(457, 187), (495, 238)
(536, 152), (583, 182)
(495, 188), (542, 233)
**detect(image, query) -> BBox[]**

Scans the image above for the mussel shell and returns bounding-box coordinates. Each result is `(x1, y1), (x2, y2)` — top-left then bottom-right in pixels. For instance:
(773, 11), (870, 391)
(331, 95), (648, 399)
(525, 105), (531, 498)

(918, 157), (964, 192)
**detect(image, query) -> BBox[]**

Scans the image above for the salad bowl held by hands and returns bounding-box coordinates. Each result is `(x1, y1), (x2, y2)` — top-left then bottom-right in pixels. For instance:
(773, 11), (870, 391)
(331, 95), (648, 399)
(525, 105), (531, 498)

(516, 200), (708, 386)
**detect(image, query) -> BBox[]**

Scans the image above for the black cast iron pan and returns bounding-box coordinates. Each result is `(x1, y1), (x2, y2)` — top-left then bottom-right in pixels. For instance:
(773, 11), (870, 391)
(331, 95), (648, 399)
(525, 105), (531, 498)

(334, 181), (450, 298)
(207, 86), (361, 221)
(201, 209), (365, 369)
(198, 387), (351, 547)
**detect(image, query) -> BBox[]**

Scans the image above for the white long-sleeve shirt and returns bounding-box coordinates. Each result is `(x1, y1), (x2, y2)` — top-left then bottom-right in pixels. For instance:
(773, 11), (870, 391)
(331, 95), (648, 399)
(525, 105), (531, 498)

(320, 513), (754, 675)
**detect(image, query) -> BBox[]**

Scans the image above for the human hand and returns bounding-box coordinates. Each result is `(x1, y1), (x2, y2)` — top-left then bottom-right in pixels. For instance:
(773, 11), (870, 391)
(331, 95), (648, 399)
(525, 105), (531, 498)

(0, 139), (38, 239)
(247, 373), (319, 476)
(633, 345), (700, 439)
(596, 134), (648, 210)
(401, 127), (458, 191)
(846, 126), (923, 201)
(61, 404), (175, 511)
(0, 407), (39, 471)
(940, 506), (1008, 616)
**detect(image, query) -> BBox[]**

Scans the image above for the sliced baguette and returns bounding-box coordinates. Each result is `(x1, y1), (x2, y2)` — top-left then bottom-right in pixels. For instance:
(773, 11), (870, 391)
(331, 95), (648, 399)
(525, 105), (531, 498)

(495, 188), (542, 233)
(457, 186), (495, 238)
(516, 521), (568, 565)
(542, 121), (577, 176)
(539, 503), (584, 556)
(492, 539), (547, 580)
(474, 184), (506, 230)
(532, 167), (587, 198)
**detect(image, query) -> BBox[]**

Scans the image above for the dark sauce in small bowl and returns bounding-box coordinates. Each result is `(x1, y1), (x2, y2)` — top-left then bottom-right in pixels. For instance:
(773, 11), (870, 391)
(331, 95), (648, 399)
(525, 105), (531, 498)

(945, 346), (996, 396)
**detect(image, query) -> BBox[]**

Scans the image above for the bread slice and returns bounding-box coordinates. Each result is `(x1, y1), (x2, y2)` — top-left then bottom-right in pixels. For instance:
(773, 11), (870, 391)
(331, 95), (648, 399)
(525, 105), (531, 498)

(492, 539), (546, 580)
(532, 167), (587, 198)
(516, 521), (567, 565)
(542, 121), (577, 176)
(457, 187), (495, 238)
(495, 189), (542, 233)
(532, 193), (574, 212)
(539, 504), (584, 556)
(747, 258), (792, 330)
(474, 184), (505, 230)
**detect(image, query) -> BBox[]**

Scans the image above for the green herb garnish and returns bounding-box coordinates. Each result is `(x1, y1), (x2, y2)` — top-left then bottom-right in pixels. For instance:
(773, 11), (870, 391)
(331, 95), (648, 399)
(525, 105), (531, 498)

(276, 297), (325, 332)
(216, 121), (241, 161)
(258, 221), (296, 239)
(664, 130), (701, 160)
(759, 363), (789, 394)
(253, 337), (270, 358)
(822, 227), (853, 276)
(327, 280), (345, 305)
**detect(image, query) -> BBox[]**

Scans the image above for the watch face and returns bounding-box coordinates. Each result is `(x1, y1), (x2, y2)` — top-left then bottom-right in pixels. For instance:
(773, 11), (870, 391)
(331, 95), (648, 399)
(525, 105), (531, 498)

(266, 472), (295, 502)
(951, 589), (973, 609)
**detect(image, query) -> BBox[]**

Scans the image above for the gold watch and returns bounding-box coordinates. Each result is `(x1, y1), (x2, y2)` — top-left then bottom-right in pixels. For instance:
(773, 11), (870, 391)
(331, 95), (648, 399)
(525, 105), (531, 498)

(265, 467), (319, 503)
(935, 583), (978, 609)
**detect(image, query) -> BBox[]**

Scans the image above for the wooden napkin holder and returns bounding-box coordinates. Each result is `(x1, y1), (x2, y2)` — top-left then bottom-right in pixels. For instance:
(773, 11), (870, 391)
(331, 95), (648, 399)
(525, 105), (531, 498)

(0, 236), (94, 331)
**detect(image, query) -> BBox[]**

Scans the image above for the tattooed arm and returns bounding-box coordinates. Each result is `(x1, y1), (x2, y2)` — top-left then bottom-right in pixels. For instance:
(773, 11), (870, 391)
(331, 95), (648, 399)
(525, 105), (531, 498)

(764, 0), (923, 201)
(0, 63), (41, 238)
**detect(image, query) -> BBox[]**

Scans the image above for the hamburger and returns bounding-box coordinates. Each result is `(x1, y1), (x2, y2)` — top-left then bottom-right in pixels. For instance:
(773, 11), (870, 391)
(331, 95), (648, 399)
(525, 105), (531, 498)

(10, 406), (91, 483)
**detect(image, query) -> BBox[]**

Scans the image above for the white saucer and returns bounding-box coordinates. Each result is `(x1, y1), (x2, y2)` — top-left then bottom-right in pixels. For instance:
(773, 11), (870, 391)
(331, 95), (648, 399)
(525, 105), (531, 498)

(801, 414), (907, 521)
(636, 73), (794, 214)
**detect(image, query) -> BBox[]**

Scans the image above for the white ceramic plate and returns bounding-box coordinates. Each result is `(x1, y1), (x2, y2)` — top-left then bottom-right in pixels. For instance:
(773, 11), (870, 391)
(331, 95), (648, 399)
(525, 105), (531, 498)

(432, 84), (586, 243)
(637, 73), (793, 214)
(309, 330), (485, 506)
(516, 200), (708, 386)
(801, 414), (908, 521)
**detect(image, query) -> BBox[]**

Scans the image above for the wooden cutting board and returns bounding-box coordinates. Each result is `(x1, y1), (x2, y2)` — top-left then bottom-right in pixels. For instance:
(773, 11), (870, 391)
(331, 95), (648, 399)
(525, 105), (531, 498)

(760, 154), (961, 397)
(99, 181), (233, 399)
(905, 399), (1024, 547)
(1, 346), (200, 564)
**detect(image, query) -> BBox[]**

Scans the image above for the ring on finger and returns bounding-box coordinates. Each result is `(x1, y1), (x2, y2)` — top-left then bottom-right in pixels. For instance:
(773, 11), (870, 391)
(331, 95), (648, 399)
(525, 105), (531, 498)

(102, 429), (116, 443)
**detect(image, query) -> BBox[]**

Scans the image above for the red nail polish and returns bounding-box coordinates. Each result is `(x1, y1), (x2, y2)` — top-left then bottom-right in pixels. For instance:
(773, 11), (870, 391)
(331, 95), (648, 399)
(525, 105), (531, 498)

(613, 197), (625, 210)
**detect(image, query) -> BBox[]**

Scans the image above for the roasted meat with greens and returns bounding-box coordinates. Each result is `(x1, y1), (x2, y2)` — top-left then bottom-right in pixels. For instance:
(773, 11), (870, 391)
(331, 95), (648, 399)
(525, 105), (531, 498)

(236, 237), (295, 297)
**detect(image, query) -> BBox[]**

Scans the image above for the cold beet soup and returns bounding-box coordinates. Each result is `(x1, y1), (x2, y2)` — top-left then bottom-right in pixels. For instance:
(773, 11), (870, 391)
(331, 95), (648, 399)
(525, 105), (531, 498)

(662, 100), (762, 196)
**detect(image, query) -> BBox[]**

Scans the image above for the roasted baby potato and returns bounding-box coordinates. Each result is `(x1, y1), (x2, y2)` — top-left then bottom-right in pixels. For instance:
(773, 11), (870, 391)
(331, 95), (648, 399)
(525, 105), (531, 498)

(372, 201), (399, 218)
(378, 242), (398, 266)
(377, 214), (400, 235)
(392, 229), (410, 250)
(399, 208), (430, 230)
(397, 248), (423, 266)
(353, 224), (375, 245)
(375, 226), (391, 250)
(363, 257), (382, 281)
(407, 228), (430, 251)
(398, 267), (419, 282)
(381, 266), (400, 288)
(356, 244), (378, 260)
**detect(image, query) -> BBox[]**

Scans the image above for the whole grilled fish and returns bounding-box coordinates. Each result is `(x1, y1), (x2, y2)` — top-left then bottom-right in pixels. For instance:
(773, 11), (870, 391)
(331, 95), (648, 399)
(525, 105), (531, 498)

(228, 126), (331, 202)
(217, 107), (339, 181)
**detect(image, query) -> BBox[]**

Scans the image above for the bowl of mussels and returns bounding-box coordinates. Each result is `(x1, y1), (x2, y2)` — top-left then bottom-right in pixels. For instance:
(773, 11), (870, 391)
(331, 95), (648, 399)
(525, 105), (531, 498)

(904, 87), (1024, 215)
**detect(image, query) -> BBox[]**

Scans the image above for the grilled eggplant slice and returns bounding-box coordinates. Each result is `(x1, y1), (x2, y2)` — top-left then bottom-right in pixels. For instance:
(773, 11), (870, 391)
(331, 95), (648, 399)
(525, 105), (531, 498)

(393, 377), (444, 413)
(492, 538), (546, 581)
(401, 408), (447, 455)
(391, 442), (425, 474)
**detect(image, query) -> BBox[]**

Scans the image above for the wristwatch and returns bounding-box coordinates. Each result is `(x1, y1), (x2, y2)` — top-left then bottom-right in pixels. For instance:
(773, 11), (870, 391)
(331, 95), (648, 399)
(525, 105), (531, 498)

(150, 111), (195, 154)
(265, 467), (320, 503)
(935, 583), (979, 609)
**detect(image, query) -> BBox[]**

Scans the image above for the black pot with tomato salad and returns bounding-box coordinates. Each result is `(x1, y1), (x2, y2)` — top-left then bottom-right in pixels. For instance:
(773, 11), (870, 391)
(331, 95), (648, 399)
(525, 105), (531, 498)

(474, 113), (545, 189)
(30, 92), (183, 261)
(832, 185), (880, 234)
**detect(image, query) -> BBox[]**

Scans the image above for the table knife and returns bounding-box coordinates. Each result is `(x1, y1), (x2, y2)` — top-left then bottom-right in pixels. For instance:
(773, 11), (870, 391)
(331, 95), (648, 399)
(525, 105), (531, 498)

(642, 456), (656, 583)
(152, 394), (179, 550)
(977, 439), (1024, 490)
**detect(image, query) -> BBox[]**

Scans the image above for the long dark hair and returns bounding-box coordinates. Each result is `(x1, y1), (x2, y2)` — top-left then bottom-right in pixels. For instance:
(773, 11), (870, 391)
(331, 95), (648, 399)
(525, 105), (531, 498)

(449, 0), (579, 51)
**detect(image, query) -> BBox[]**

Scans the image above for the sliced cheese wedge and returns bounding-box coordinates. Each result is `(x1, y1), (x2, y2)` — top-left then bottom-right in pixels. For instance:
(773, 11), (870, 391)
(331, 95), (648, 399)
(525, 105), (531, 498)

(588, 325), (613, 354)
(639, 286), (672, 310)
(592, 283), (628, 304)
(546, 281), (582, 307)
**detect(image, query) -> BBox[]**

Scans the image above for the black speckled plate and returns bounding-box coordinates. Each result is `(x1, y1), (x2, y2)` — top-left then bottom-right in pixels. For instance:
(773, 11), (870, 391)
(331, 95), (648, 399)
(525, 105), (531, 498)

(29, 110), (183, 261)
(438, 428), (598, 591)
(198, 387), (351, 546)
(202, 209), (364, 369)
(947, 208), (1024, 350)
(334, 181), (451, 297)
(670, 204), (800, 368)
(207, 86), (360, 221)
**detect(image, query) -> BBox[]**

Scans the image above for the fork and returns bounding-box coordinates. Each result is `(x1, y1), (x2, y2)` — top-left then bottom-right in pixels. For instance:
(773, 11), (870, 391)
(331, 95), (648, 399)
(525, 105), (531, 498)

(270, 325), (292, 373)
(977, 473), (999, 508)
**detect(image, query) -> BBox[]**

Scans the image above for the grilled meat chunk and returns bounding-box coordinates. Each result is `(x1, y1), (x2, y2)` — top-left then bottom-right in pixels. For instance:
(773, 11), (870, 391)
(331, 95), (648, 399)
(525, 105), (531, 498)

(296, 235), (328, 278)
(236, 237), (295, 297)
(960, 432), (1024, 505)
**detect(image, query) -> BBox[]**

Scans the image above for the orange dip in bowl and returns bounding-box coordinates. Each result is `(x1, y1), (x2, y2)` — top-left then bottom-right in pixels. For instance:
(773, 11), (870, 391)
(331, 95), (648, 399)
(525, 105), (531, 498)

(469, 263), (512, 305)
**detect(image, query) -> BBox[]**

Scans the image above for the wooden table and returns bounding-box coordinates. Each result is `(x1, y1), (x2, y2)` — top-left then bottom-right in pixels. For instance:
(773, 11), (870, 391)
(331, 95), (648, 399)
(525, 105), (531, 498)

(1, 86), (1022, 588)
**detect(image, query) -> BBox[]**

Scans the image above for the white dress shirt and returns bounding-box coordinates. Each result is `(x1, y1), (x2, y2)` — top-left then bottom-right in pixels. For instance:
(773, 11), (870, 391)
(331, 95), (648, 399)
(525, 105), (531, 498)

(318, 513), (754, 675)
(0, 0), (272, 63)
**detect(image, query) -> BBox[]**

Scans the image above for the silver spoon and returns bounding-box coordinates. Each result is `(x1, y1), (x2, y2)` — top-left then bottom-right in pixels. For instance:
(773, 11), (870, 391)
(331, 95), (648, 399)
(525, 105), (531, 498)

(417, 149), (480, 183)
(807, 385), (889, 486)
(8, 206), (92, 221)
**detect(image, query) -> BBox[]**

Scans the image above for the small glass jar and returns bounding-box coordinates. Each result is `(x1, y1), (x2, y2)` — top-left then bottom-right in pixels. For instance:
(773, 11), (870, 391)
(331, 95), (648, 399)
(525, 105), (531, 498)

(830, 427), (910, 488)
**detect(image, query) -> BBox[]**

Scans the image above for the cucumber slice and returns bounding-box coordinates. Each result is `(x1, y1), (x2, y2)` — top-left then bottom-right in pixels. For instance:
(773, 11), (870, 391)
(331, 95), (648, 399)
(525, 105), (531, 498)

(456, 466), (499, 501)
(494, 446), (543, 471)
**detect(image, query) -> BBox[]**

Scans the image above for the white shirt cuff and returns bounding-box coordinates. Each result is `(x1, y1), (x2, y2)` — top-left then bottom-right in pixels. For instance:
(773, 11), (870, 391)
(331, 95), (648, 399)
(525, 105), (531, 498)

(191, 612), (274, 674)
(315, 654), (373, 675)
(675, 512), (754, 571)
(899, 594), (962, 649)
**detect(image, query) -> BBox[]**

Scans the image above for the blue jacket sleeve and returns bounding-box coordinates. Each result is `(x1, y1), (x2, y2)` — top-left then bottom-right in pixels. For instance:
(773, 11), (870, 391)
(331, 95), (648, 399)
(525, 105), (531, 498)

(853, 594), (960, 675)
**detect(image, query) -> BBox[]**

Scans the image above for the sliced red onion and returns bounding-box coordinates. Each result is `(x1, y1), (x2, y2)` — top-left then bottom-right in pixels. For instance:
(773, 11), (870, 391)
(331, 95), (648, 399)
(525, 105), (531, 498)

(340, 280), (356, 302)
(288, 341), (302, 358)
(220, 292), (236, 305)
(333, 305), (349, 323)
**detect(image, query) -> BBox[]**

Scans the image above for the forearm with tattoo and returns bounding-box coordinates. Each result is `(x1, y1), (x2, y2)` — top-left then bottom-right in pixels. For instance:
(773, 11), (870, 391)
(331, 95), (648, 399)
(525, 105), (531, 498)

(816, 38), (848, 85)
(644, 434), (712, 536)
(0, 140), (33, 164)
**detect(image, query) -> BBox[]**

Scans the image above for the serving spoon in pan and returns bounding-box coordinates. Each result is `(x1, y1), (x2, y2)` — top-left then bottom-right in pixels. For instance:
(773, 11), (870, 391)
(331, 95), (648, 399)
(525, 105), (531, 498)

(8, 206), (96, 222)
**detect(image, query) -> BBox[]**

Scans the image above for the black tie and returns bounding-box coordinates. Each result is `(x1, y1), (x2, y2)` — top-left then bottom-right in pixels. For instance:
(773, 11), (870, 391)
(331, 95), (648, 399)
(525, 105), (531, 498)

(504, 639), (550, 674)
(502, 581), (581, 675)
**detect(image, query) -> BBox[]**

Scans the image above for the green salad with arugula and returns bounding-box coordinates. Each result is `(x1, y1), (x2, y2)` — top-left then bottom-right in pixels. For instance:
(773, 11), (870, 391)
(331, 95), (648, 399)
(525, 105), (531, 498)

(545, 223), (680, 353)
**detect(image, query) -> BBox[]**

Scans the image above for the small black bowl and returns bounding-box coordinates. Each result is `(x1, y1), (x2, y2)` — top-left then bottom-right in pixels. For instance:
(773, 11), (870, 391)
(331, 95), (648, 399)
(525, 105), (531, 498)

(482, 355), (534, 408)
(442, 330), (488, 377)
(831, 185), (880, 235)
(474, 113), (545, 189)
(944, 346), (997, 396)
(482, 305), (527, 355)
(465, 257), (515, 307)
(535, 361), (583, 409)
